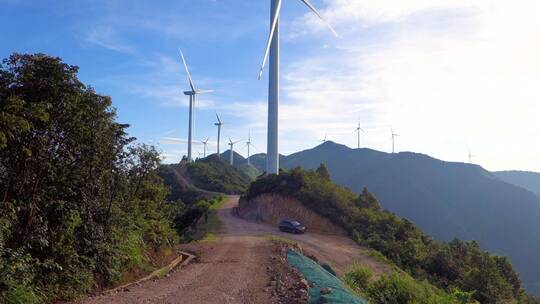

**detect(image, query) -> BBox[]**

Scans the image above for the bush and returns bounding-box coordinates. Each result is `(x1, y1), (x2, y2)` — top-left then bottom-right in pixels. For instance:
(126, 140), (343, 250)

(367, 273), (458, 304)
(344, 263), (373, 293)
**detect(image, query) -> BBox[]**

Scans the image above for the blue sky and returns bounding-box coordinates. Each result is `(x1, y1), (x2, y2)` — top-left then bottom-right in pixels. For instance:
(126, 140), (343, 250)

(2, 0), (540, 171)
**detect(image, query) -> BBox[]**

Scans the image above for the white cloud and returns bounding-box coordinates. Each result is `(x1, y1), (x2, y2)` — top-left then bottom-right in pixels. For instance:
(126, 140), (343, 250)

(272, 0), (540, 170)
(86, 27), (135, 54)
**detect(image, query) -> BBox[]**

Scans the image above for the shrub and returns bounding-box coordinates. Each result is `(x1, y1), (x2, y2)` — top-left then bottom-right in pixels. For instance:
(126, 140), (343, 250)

(367, 273), (457, 304)
(344, 263), (373, 293)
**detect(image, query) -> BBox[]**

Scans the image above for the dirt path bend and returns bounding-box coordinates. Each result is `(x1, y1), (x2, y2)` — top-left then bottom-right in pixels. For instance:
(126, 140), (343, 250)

(81, 235), (273, 304)
(81, 195), (391, 304)
(219, 196), (392, 277)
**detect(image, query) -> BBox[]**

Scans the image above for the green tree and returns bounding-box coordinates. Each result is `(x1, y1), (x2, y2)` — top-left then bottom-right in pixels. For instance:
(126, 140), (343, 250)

(0, 53), (180, 302)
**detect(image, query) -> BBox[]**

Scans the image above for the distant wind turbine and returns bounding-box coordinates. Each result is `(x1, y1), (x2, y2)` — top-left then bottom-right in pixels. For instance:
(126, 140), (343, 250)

(468, 147), (476, 164)
(355, 122), (366, 149)
(179, 49), (213, 163)
(200, 138), (210, 158)
(228, 137), (241, 166)
(319, 134), (328, 143)
(214, 112), (223, 159)
(258, 0), (337, 175)
(245, 131), (257, 166)
(391, 129), (399, 154)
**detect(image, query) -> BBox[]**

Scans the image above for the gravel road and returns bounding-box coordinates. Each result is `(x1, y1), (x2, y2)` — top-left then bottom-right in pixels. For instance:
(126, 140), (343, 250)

(80, 195), (391, 303)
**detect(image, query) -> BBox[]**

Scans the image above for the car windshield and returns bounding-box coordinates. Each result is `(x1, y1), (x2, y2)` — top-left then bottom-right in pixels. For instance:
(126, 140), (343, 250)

(289, 221), (301, 226)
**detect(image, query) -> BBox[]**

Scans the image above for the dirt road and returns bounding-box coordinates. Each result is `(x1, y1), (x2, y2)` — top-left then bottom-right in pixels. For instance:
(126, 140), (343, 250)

(81, 196), (390, 303)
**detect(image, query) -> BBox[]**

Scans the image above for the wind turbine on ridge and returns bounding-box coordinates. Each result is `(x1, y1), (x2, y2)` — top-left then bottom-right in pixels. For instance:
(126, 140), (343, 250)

(214, 112), (223, 159)
(391, 128), (399, 154)
(355, 121), (366, 149)
(258, 0), (337, 175)
(179, 49), (213, 163)
(319, 133), (328, 143)
(228, 137), (241, 166)
(468, 147), (476, 164)
(244, 131), (257, 166)
(200, 137), (210, 158)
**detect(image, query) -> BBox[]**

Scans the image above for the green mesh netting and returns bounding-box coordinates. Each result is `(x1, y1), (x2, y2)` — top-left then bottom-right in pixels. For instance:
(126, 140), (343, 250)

(287, 249), (369, 304)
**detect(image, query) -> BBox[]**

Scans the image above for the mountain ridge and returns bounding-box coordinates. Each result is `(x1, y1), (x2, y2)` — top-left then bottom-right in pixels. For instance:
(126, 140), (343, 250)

(233, 141), (540, 295)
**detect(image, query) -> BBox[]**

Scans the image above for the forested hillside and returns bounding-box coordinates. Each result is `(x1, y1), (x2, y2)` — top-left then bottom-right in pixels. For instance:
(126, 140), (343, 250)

(250, 141), (540, 295)
(0, 54), (189, 303)
(244, 166), (540, 303)
(183, 154), (253, 194)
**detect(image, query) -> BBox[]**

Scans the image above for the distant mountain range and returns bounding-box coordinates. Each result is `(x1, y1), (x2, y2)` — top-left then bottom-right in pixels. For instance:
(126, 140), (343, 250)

(493, 170), (540, 197)
(216, 141), (540, 295)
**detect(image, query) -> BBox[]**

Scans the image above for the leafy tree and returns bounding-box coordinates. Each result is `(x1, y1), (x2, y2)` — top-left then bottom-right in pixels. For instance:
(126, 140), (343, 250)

(0, 53), (180, 302)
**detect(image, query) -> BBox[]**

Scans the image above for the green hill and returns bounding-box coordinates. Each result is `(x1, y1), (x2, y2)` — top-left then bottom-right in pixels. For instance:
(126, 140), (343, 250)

(251, 141), (540, 296)
(244, 166), (537, 303)
(161, 154), (253, 195)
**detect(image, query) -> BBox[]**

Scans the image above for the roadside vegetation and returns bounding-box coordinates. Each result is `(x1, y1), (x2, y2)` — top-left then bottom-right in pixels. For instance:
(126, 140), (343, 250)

(0, 53), (212, 303)
(245, 164), (540, 303)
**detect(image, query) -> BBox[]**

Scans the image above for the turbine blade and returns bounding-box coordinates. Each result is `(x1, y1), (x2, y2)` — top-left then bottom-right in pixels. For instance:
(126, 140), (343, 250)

(179, 49), (196, 92)
(196, 89), (214, 94)
(258, 0), (283, 80)
(298, 0), (338, 37)
(215, 111), (222, 124)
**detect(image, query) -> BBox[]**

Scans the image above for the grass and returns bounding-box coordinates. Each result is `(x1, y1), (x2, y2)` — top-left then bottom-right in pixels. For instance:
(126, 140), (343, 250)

(201, 233), (219, 242)
(188, 195), (227, 242)
(265, 235), (297, 246)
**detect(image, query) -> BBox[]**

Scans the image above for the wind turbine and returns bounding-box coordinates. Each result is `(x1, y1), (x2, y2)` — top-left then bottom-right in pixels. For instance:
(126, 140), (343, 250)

(468, 147), (476, 164)
(245, 131), (256, 166)
(179, 49), (213, 163)
(258, 0), (337, 175)
(319, 134), (328, 143)
(228, 137), (241, 166)
(200, 137), (210, 158)
(355, 122), (366, 149)
(214, 112), (223, 159)
(391, 129), (399, 154)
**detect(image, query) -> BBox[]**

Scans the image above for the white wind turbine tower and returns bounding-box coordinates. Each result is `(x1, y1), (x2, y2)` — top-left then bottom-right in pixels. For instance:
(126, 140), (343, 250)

(355, 121), (366, 149)
(258, 0), (337, 175)
(246, 131), (251, 166)
(245, 131), (257, 166)
(214, 112), (223, 159)
(200, 137), (210, 158)
(179, 49), (213, 163)
(468, 147), (476, 164)
(228, 137), (241, 166)
(391, 129), (399, 154)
